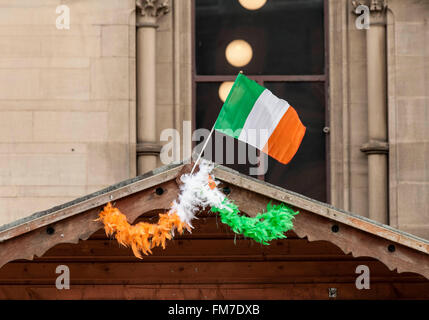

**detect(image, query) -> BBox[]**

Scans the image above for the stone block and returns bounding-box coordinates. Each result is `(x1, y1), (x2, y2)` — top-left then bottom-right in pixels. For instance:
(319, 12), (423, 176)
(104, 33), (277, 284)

(397, 142), (429, 182)
(129, 25), (135, 57)
(389, 0), (429, 22)
(129, 57), (136, 98)
(156, 62), (173, 105)
(91, 57), (129, 99)
(179, 31), (191, 62)
(40, 69), (90, 99)
(397, 224), (429, 240)
(0, 100), (108, 112)
(349, 103), (368, 143)
(0, 57), (90, 69)
(396, 98), (429, 142)
(102, 25), (129, 57)
(396, 56), (428, 97)
(0, 186), (17, 197)
(156, 30), (173, 63)
(0, 25), (101, 37)
(0, 153), (87, 186)
(86, 142), (130, 185)
(62, 0), (134, 25)
(17, 185), (87, 198)
(350, 187), (369, 218)
(0, 7), (55, 25)
(0, 112), (33, 142)
(0, 69), (39, 99)
(107, 101), (129, 143)
(156, 104), (174, 136)
(0, 143), (87, 154)
(348, 60), (367, 103)
(348, 30), (366, 62)
(33, 111), (108, 142)
(0, 0), (60, 7)
(41, 36), (101, 57)
(129, 100), (137, 144)
(0, 197), (74, 227)
(179, 62), (192, 109)
(397, 182), (429, 226)
(0, 37), (41, 57)
(396, 23), (426, 56)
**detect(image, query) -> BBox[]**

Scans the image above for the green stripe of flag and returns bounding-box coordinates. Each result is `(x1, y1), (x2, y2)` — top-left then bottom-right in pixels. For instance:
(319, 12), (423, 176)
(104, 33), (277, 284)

(214, 73), (265, 138)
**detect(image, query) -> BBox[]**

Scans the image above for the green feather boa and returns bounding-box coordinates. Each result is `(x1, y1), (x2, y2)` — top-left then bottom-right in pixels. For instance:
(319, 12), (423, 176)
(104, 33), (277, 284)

(211, 200), (299, 244)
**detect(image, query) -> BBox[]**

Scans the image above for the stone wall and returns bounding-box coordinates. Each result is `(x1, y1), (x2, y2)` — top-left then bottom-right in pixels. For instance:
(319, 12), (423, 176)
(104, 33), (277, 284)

(329, 0), (369, 217)
(0, 0), (427, 240)
(0, 0), (136, 225)
(330, 0), (429, 239)
(155, 0), (192, 168)
(387, 0), (429, 238)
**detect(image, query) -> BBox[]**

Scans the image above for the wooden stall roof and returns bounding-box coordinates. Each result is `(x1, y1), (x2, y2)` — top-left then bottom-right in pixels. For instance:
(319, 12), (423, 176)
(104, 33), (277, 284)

(0, 162), (428, 279)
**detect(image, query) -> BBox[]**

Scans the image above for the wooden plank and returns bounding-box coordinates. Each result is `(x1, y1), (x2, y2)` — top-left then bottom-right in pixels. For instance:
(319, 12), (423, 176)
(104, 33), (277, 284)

(213, 166), (429, 255)
(0, 162), (428, 285)
(0, 164), (184, 242)
(87, 216), (301, 240)
(0, 180), (179, 269)
(292, 210), (429, 279)
(1, 283), (428, 300)
(0, 261), (422, 285)
(221, 184), (429, 280)
(1, 179), (429, 280)
(32, 238), (349, 261)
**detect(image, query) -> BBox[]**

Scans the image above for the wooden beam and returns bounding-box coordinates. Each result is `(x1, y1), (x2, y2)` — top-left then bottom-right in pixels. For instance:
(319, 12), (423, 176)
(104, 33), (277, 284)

(0, 261), (415, 285)
(224, 183), (429, 279)
(0, 163), (428, 281)
(1, 283), (428, 300)
(0, 164), (184, 243)
(213, 166), (429, 255)
(0, 180), (180, 269)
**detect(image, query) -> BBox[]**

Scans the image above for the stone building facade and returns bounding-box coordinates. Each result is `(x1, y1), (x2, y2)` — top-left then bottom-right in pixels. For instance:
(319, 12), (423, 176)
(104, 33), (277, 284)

(0, 0), (427, 240)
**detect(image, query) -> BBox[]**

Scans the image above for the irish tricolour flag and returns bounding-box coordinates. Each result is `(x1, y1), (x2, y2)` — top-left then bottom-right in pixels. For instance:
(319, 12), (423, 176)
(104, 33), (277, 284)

(214, 73), (306, 165)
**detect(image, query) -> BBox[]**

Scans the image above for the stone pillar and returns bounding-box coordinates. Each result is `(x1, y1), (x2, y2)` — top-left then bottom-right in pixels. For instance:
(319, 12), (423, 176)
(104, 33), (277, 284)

(357, 0), (389, 224)
(136, 0), (169, 174)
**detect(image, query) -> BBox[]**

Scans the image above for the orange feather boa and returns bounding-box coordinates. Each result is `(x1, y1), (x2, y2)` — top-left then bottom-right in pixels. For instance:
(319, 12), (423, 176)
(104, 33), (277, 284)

(96, 203), (190, 259)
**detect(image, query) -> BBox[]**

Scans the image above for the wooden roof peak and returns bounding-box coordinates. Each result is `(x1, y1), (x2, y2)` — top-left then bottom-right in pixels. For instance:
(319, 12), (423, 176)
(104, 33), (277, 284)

(0, 161), (428, 279)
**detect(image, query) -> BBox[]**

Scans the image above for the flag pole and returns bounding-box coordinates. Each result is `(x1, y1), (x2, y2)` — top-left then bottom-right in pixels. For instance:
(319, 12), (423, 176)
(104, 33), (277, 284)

(190, 125), (215, 174)
(190, 70), (242, 175)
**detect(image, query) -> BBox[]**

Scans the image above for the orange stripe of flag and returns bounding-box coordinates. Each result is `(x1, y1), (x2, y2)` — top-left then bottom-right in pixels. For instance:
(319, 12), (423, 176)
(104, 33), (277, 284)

(262, 106), (306, 164)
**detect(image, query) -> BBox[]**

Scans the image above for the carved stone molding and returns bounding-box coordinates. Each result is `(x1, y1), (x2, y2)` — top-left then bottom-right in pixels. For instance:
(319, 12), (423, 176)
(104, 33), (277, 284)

(360, 140), (389, 155)
(352, 0), (388, 21)
(136, 142), (163, 156)
(352, 0), (388, 25)
(136, 0), (170, 18)
(352, 0), (387, 12)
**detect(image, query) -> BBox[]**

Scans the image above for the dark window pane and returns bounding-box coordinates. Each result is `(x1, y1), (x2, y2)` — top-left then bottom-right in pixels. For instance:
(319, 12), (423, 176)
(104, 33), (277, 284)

(195, 0), (325, 75)
(195, 82), (261, 176)
(264, 82), (326, 202)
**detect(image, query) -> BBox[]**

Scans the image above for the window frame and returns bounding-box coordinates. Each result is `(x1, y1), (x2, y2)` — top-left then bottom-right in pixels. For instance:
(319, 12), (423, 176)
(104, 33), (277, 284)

(191, 0), (330, 202)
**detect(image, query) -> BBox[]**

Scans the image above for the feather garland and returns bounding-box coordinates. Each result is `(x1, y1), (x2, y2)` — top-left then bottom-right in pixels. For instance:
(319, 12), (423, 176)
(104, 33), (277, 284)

(171, 160), (226, 227)
(97, 160), (299, 259)
(211, 200), (299, 245)
(96, 203), (190, 259)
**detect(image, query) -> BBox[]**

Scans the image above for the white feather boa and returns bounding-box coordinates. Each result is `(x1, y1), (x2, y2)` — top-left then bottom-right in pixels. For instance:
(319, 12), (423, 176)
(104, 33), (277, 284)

(171, 160), (227, 227)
